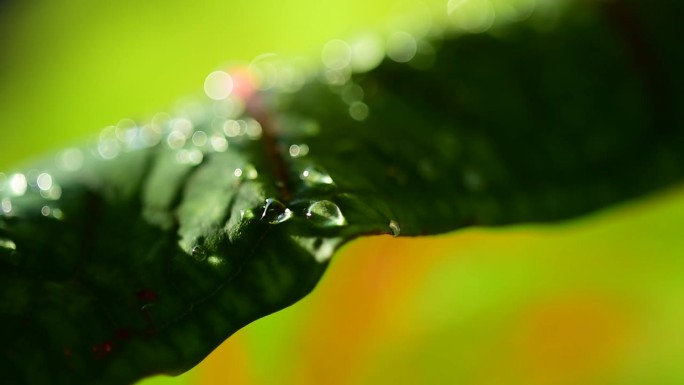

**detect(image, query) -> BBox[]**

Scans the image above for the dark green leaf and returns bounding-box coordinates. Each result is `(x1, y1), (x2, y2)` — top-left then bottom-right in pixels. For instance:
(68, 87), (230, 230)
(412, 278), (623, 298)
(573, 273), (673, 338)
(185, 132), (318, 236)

(1, 1), (683, 383)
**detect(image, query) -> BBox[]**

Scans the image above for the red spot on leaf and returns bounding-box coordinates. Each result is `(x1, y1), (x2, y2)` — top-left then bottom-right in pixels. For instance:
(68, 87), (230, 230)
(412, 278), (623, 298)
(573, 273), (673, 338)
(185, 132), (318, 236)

(136, 289), (158, 302)
(116, 328), (132, 340)
(92, 341), (113, 359)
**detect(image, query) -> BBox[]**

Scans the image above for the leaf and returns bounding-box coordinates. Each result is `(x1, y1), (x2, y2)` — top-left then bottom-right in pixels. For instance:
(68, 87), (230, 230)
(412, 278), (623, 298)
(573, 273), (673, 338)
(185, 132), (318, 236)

(1, 1), (683, 384)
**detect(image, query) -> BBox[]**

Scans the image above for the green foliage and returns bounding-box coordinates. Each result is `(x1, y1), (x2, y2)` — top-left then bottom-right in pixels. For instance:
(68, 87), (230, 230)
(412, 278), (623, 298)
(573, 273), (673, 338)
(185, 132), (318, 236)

(1, 1), (683, 384)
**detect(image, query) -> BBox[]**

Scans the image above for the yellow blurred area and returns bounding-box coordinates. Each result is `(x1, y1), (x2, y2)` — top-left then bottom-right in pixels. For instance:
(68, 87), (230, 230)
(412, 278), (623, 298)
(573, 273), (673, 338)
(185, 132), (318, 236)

(173, 186), (684, 385)
(2, 1), (684, 384)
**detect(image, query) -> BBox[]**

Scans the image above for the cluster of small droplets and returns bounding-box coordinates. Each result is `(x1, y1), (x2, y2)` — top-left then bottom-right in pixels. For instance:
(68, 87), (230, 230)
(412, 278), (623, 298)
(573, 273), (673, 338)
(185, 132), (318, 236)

(256, 195), (348, 230)
(0, 171), (64, 219)
(89, 93), (262, 166)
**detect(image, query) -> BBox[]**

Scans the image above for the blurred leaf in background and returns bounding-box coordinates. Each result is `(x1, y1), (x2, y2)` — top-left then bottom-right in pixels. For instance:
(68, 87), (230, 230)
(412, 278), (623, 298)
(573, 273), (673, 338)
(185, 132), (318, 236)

(2, 1), (684, 385)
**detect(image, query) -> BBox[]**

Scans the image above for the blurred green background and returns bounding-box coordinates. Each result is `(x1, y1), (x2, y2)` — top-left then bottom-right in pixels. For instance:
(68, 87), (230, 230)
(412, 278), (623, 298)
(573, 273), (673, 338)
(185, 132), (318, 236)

(2, 1), (684, 384)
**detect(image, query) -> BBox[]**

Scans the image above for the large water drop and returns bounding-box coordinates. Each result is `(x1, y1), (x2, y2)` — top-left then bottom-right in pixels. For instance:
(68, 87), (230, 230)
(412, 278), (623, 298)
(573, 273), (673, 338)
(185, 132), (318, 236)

(306, 200), (346, 227)
(261, 198), (293, 224)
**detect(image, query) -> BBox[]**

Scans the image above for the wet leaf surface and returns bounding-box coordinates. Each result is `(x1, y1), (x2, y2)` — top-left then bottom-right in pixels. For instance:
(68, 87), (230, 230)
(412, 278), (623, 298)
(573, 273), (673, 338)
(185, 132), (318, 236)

(1, 1), (683, 384)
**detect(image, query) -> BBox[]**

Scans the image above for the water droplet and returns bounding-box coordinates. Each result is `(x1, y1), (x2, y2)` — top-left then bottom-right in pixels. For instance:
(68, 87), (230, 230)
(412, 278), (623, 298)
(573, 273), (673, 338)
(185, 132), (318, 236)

(167, 131), (187, 149)
(40, 185), (62, 200)
(0, 238), (17, 251)
(301, 166), (334, 185)
(191, 245), (207, 261)
(447, 0), (496, 33)
(191, 131), (208, 147)
(306, 200), (347, 227)
(210, 134), (228, 152)
(322, 39), (353, 70)
(9, 173), (27, 196)
(98, 138), (121, 160)
(349, 33), (385, 73)
(349, 101), (369, 121)
(59, 148), (84, 171)
(341, 83), (365, 105)
(223, 120), (245, 137)
(389, 220), (401, 237)
(243, 164), (257, 180)
(52, 208), (64, 220)
(176, 148), (204, 165)
(204, 70), (234, 100)
(139, 124), (162, 147)
(289, 144), (310, 158)
(261, 198), (293, 224)
(245, 119), (263, 139)
(172, 118), (194, 137)
(36, 173), (53, 191)
(1, 198), (12, 214)
(386, 32), (417, 63)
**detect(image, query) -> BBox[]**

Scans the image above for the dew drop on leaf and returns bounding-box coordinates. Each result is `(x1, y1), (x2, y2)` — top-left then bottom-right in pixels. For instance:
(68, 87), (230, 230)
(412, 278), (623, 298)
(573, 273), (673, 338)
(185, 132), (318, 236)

(243, 164), (258, 180)
(305, 200), (346, 227)
(0, 238), (17, 251)
(1, 198), (11, 214)
(191, 245), (207, 261)
(261, 198), (293, 224)
(389, 220), (401, 237)
(300, 166), (334, 185)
